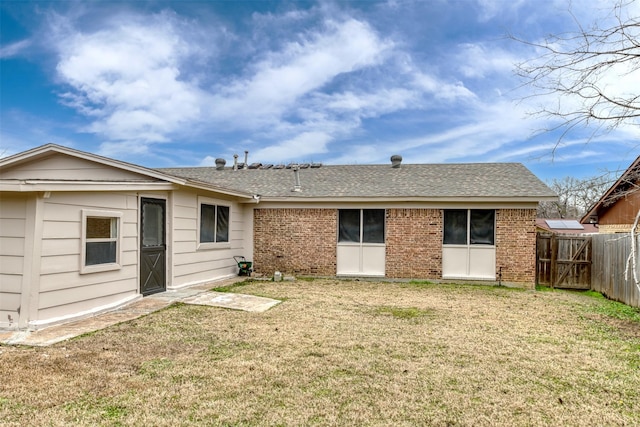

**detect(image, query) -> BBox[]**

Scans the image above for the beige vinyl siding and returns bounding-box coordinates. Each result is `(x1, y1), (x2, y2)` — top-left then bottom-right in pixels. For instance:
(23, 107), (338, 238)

(171, 191), (246, 287)
(0, 152), (158, 181)
(35, 192), (139, 324)
(0, 194), (27, 328)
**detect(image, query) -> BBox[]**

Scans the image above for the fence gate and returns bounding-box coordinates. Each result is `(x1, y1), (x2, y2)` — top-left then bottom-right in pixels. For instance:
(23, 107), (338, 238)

(536, 234), (592, 289)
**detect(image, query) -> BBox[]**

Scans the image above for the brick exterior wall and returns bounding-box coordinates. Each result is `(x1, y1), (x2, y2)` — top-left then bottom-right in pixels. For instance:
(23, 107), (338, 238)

(495, 208), (537, 287)
(253, 207), (537, 287)
(253, 208), (337, 275)
(385, 208), (442, 279)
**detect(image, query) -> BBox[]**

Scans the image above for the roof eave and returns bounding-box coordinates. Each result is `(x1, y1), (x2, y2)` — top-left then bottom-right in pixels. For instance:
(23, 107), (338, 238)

(245, 195), (557, 203)
(0, 179), (254, 199)
(0, 180), (179, 192)
(580, 155), (640, 223)
(0, 144), (190, 186)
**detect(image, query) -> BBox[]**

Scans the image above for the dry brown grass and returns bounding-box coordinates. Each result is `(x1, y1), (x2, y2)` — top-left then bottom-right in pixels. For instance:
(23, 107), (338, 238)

(1, 279), (639, 426)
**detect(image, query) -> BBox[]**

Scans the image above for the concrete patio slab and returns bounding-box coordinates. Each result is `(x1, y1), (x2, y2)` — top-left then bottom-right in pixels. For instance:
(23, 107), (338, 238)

(182, 292), (281, 312)
(0, 277), (279, 347)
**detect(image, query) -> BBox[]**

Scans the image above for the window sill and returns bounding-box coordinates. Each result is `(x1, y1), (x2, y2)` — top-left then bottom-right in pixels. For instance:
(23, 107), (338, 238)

(197, 242), (232, 251)
(80, 263), (122, 275)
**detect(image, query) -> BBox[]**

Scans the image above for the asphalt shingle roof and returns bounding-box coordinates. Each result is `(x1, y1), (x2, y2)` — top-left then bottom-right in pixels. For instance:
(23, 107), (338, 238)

(157, 162), (556, 200)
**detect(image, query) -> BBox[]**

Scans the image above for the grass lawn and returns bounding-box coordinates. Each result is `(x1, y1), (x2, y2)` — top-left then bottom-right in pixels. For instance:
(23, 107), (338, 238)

(1, 279), (639, 426)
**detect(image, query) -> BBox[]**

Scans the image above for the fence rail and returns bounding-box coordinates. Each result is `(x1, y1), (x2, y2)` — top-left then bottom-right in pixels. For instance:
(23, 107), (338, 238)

(591, 234), (640, 308)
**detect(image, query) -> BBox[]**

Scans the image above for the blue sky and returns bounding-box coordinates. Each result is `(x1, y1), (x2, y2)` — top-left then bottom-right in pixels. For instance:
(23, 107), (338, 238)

(1, 0), (639, 182)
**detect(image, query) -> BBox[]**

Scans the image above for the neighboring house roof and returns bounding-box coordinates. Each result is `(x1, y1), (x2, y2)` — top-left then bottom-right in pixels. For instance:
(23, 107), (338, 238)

(581, 155), (640, 224)
(159, 162), (557, 202)
(536, 218), (599, 234)
(0, 144), (253, 199)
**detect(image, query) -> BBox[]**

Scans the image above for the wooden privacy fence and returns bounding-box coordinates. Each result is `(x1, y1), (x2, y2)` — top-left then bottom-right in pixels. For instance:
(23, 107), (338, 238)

(536, 234), (591, 289)
(591, 234), (640, 308)
(537, 233), (640, 308)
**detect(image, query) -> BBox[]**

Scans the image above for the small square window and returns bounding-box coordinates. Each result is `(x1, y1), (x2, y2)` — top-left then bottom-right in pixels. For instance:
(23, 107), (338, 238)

(81, 210), (122, 274)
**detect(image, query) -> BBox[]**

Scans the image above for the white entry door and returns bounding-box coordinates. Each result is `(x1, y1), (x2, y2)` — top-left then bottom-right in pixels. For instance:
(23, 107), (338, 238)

(442, 209), (496, 280)
(336, 209), (385, 276)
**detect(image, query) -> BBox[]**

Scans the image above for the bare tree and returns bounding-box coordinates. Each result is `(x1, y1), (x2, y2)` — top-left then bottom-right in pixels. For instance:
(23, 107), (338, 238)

(537, 174), (610, 218)
(514, 1), (640, 141)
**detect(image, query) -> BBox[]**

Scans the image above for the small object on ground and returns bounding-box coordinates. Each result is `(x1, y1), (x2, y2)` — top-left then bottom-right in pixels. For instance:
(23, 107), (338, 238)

(233, 256), (253, 276)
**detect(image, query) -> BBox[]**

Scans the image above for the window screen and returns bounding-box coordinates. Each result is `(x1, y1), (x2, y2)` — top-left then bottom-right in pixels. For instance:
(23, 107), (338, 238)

(200, 204), (216, 243)
(443, 210), (467, 245)
(470, 210), (495, 245)
(338, 209), (360, 243)
(363, 209), (385, 243)
(142, 202), (165, 247)
(200, 203), (230, 244)
(444, 209), (495, 245)
(86, 241), (117, 265)
(216, 205), (229, 243)
(339, 209), (385, 243)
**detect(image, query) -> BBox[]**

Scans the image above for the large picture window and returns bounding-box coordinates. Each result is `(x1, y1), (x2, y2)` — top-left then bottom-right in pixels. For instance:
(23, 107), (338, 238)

(444, 209), (495, 246)
(199, 201), (230, 246)
(81, 210), (122, 274)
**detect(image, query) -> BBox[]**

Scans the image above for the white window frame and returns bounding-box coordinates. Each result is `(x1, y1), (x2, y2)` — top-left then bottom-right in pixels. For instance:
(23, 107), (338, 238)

(443, 209), (496, 247)
(197, 197), (231, 250)
(442, 209), (496, 280)
(80, 209), (123, 274)
(336, 209), (386, 276)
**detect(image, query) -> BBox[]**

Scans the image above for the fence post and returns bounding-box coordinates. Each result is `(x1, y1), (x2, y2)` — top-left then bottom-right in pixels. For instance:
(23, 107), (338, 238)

(550, 234), (557, 288)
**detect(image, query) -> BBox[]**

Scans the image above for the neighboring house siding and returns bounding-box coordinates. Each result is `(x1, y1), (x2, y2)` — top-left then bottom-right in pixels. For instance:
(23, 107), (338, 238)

(386, 208), (442, 278)
(495, 208), (537, 287)
(0, 194), (27, 329)
(254, 208), (337, 275)
(171, 191), (244, 287)
(598, 191), (640, 233)
(37, 192), (139, 323)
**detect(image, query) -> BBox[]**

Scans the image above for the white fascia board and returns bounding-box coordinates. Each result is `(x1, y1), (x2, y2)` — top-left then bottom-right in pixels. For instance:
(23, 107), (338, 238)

(245, 195), (557, 204)
(250, 200), (544, 210)
(0, 180), (178, 192)
(0, 179), (254, 199)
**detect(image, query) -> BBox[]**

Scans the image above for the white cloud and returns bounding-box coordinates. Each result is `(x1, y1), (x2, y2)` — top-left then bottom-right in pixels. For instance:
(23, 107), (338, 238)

(51, 11), (209, 149)
(251, 131), (333, 162)
(0, 39), (32, 58)
(208, 18), (393, 126)
(456, 43), (517, 79)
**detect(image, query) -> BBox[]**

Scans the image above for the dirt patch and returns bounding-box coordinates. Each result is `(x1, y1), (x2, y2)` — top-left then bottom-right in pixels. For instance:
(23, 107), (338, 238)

(1, 279), (638, 426)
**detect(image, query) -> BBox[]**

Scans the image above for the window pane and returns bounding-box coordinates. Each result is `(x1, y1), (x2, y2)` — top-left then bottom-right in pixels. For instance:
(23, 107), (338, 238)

(200, 204), (215, 243)
(86, 241), (116, 265)
(362, 209), (385, 243)
(470, 210), (495, 245)
(216, 206), (229, 243)
(339, 209), (360, 242)
(86, 217), (114, 238)
(142, 203), (164, 247)
(443, 210), (467, 245)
